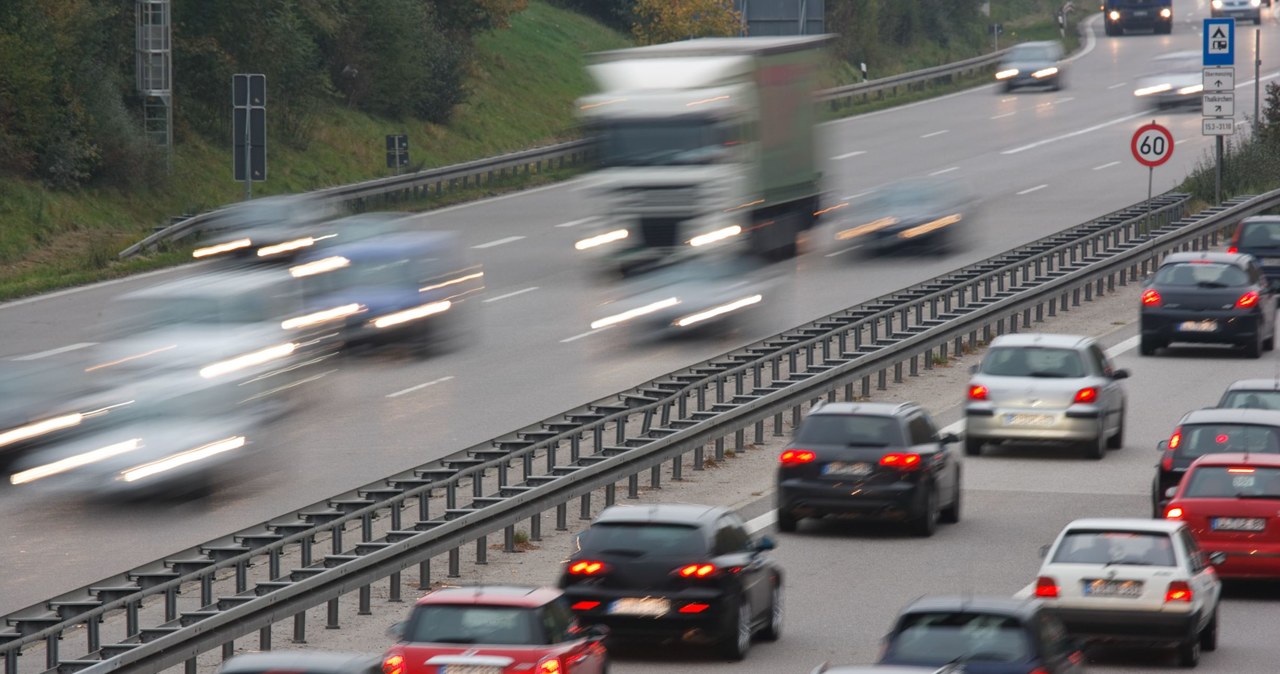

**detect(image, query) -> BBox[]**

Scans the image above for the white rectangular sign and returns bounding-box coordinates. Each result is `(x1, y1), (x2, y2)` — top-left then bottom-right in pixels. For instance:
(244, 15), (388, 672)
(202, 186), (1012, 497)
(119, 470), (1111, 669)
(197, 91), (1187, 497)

(1203, 92), (1235, 117)
(1202, 118), (1236, 136)
(1203, 67), (1235, 92)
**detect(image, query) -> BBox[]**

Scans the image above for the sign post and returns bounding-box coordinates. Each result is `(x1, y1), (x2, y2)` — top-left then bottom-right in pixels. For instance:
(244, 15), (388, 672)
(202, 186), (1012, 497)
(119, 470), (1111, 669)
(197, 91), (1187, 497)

(385, 134), (410, 175)
(232, 73), (267, 201)
(1132, 122), (1175, 236)
(1203, 18), (1236, 205)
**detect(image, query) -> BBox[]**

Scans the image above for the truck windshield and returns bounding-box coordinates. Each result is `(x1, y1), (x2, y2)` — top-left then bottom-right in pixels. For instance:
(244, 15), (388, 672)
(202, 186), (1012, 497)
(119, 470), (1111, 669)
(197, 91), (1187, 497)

(597, 119), (733, 167)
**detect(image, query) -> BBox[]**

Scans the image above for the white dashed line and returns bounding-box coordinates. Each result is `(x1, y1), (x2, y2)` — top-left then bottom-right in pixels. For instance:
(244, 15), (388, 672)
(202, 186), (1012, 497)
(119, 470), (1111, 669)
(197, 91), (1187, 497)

(482, 287), (539, 303)
(990, 111), (1016, 119)
(1108, 82), (1128, 90)
(472, 236), (525, 249)
(930, 166), (960, 176)
(1017, 184), (1049, 195)
(1093, 161), (1120, 171)
(1054, 97), (1075, 104)
(842, 191), (873, 201)
(386, 375), (455, 399)
(561, 327), (614, 343)
(1002, 112), (1147, 155)
(824, 246), (860, 258)
(832, 150), (867, 160)
(11, 343), (97, 361)
(555, 218), (592, 229)
(921, 130), (950, 139)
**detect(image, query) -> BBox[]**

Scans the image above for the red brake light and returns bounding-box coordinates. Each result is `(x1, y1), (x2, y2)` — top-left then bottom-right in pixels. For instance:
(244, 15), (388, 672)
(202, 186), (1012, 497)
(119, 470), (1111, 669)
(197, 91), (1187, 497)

(1031, 669), (1051, 674)
(779, 449), (816, 465)
(1142, 289), (1162, 307)
(382, 654), (405, 674)
(538, 656), (562, 673)
(880, 453), (922, 470)
(571, 601), (600, 610)
(1034, 576), (1059, 598)
(679, 603), (711, 613)
(1165, 580), (1193, 603)
(1227, 246), (1239, 254)
(1236, 291), (1261, 308)
(1073, 387), (1098, 404)
(676, 563), (717, 578)
(1161, 454), (1174, 471)
(1168, 429), (1182, 450)
(1165, 506), (1183, 519)
(568, 560), (607, 575)
(1228, 467), (1256, 473)
(968, 384), (988, 400)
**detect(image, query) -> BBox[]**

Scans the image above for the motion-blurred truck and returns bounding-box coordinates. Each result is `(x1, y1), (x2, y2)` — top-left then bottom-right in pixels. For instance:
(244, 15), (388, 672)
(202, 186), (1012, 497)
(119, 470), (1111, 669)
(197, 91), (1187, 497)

(573, 35), (834, 276)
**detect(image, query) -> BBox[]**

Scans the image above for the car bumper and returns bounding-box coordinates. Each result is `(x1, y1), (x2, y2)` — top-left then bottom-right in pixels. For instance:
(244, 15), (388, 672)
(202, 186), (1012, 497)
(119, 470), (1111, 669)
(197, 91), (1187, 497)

(1110, 12), (1172, 27)
(1001, 74), (1059, 89)
(1200, 543), (1280, 579)
(1212, 9), (1261, 20)
(1048, 607), (1197, 643)
(778, 479), (921, 520)
(1141, 310), (1261, 346)
(563, 589), (728, 638)
(964, 407), (1102, 442)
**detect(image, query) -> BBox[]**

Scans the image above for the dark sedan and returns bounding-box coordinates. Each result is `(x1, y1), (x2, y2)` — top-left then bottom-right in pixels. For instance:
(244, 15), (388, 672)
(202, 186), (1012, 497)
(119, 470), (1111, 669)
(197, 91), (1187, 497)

(1139, 251), (1277, 358)
(834, 177), (976, 256)
(1228, 215), (1280, 290)
(994, 41), (1066, 92)
(1152, 407), (1280, 517)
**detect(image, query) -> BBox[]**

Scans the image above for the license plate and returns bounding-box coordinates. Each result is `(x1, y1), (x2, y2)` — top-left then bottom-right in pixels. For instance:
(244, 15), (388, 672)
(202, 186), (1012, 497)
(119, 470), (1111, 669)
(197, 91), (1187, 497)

(1082, 579), (1144, 598)
(609, 597), (670, 616)
(1213, 517), (1266, 532)
(1133, 9), (1148, 15)
(1178, 320), (1218, 333)
(1004, 413), (1055, 427)
(440, 667), (501, 674)
(823, 462), (873, 476)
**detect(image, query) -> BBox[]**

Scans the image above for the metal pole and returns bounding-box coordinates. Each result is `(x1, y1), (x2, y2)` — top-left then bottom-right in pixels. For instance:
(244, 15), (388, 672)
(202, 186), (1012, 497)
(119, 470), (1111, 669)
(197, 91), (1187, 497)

(243, 103), (252, 201)
(1146, 166), (1153, 235)
(1256, 28), (1262, 134)
(1215, 135), (1224, 205)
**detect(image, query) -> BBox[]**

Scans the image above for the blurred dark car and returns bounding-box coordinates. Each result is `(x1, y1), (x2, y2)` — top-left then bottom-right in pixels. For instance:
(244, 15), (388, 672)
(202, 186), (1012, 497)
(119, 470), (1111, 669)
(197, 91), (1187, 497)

(834, 178), (976, 256)
(995, 41), (1065, 92)
(0, 358), (132, 462)
(218, 651), (379, 674)
(1228, 215), (1280, 290)
(878, 596), (1087, 674)
(192, 194), (340, 264)
(1152, 407), (1280, 517)
(1217, 378), (1280, 409)
(775, 401), (961, 537)
(1139, 251), (1277, 358)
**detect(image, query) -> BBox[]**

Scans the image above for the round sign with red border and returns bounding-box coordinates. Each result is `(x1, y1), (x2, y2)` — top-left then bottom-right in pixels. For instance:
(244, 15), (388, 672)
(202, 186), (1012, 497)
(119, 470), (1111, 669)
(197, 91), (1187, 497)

(1131, 123), (1174, 168)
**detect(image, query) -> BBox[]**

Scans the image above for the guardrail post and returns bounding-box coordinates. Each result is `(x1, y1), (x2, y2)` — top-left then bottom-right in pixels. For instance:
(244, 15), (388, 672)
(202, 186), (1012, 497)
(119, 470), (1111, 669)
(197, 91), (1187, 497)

(579, 494), (592, 520)
(476, 536), (488, 565)
(693, 442), (704, 472)
(187, 658), (198, 674)
(389, 571), (403, 602)
(45, 634), (56, 670)
(531, 512), (543, 540)
(223, 640), (235, 660)
(715, 437), (725, 461)
(877, 368), (888, 391)
(293, 611), (308, 643)
(673, 452), (684, 480)
(605, 483), (617, 506)
(331, 525), (344, 558)
(894, 361), (904, 384)
(166, 586), (178, 621)
(87, 615), (100, 653)
(326, 598), (339, 628)
(359, 585), (372, 614)
(556, 502), (569, 531)
(505, 524), (517, 552)
(260, 625), (272, 650)
(4, 646), (15, 674)
(449, 547), (462, 577)
(735, 428), (745, 451)
(628, 472), (640, 498)
(127, 600), (139, 637)
(650, 464), (661, 490)
(419, 558), (431, 590)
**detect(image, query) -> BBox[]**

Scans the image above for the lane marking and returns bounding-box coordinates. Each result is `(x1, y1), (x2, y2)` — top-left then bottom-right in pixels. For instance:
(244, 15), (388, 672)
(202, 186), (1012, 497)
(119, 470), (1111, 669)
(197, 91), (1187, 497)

(472, 236), (525, 249)
(1092, 161), (1120, 171)
(842, 190), (873, 201)
(930, 166), (961, 176)
(0, 264), (209, 312)
(832, 150), (867, 160)
(482, 287), (539, 303)
(921, 130), (950, 139)
(555, 218), (592, 229)
(990, 111), (1017, 119)
(11, 343), (96, 361)
(824, 246), (860, 258)
(1054, 97), (1075, 104)
(1001, 111), (1148, 155)
(561, 326), (614, 343)
(746, 510), (776, 535)
(1017, 184), (1049, 195)
(386, 375), (455, 399)
(1237, 71), (1280, 88)
(1108, 82), (1128, 90)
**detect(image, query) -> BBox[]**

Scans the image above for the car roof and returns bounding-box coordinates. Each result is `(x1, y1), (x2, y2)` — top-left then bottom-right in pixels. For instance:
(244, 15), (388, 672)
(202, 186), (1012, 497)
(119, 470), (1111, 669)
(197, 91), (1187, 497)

(219, 651), (378, 674)
(1161, 251), (1249, 267)
(1062, 517), (1183, 534)
(809, 401), (917, 417)
(1181, 407), (1280, 426)
(899, 595), (1040, 619)
(414, 585), (563, 608)
(988, 333), (1090, 349)
(305, 231), (461, 262)
(814, 667), (945, 674)
(593, 503), (723, 526)
(1189, 452), (1280, 468)
(1242, 215), (1280, 224)
(117, 269), (294, 300)
(1224, 378), (1280, 392)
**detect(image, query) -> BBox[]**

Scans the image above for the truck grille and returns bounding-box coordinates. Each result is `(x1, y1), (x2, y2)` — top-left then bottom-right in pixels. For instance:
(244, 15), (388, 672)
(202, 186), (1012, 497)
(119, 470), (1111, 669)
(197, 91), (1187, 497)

(626, 186), (699, 212)
(640, 218), (681, 249)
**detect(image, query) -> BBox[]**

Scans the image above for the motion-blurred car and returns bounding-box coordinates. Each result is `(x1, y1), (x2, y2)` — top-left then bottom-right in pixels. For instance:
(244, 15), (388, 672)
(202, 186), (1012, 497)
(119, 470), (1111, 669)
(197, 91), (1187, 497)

(1217, 378), (1280, 409)
(1138, 251), (1276, 358)
(1227, 215), (1280, 290)
(1212, 0), (1264, 24)
(383, 586), (609, 674)
(1133, 51), (1204, 110)
(292, 231), (483, 354)
(1153, 407), (1280, 516)
(833, 178), (975, 256)
(995, 41), (1066, 92)
(219, 651), (380, 674)
(877, 596), (1087, 674)
(559, 504), (781, 661)
(310, 212), (418, 251)
(775, 401), (961, 537)
(1032, 518), (1222, 668)
(191, 194), (340, 264)
(0, 358), (132, 461)
(1164, 452), (1280, 580)
(964, 333), (1129, 460)
(810, 665), (958, 674)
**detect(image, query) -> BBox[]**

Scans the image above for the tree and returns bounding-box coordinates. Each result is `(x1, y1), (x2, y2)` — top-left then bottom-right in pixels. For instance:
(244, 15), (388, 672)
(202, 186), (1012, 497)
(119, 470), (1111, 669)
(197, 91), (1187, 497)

(1261, 81), (1280, 149)
(632, 0), (742, 45)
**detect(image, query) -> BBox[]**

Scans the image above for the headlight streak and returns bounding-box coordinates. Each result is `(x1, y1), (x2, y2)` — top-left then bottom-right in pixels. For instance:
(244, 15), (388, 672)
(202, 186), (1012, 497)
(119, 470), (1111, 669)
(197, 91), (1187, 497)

(836, 217), (899, 240)
(689, 225), (742, 247)
(1134, 83), (1172, 97)
(995, 69), (1020, 80)
(281, 304), (364, 330)
(0, 414), (84, 449)
(192, 239), (251, 259)
(1177, 84), (1204, 95)
(590, 297), (681, 330)
(199, 343), (297, 379)
(85, 345), (178, 372)
(289, 256), (350, 278)
(1032, 67), (1059, 79)
(674, 295), (763, 328)
(257, 235), (334, 258)
(370, 301), (452, 329)
(419, 270), (485, 293)
(117, 436), (246, 483)
(575, 230), (629, 251)
(10, 438), (143, 485)
(897, 214), (963, 239)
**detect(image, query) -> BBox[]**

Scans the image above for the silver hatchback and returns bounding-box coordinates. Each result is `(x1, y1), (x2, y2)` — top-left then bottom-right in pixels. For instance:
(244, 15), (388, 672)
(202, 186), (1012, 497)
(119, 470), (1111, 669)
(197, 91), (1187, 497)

(964, 334), (1129, 460)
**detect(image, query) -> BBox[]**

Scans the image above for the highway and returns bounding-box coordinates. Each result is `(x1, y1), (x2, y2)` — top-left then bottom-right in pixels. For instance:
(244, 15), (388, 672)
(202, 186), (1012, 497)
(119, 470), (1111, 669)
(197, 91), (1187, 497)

(3, 6), (1280, 620)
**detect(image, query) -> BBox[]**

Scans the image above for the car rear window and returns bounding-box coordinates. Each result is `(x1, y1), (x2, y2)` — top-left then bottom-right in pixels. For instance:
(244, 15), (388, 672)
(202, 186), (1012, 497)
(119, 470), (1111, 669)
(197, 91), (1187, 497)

(1051, 531), (1176, 566)
(1183, 466), (1280, 498)
(405, 604), (544, 645)
(1154, 262), (1248, 287)
(980, 346), (1086, 378)
(1177, 424), (1280, 458)
(578, 523), (706, 557)
(793, 414), (904, 447)
(885, 612), (1032, 664)
(1237, 220), (1280, 248)
(1220, 390), (1280, 410)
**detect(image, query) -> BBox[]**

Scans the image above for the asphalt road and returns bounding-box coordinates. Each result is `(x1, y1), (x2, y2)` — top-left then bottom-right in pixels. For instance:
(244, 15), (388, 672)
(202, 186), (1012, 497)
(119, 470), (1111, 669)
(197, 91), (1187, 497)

(4, 7), (1280, 616)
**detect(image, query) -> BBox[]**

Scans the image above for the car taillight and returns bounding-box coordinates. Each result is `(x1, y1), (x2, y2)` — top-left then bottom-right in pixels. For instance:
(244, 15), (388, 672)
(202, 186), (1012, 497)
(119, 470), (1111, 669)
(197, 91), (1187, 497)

(568, 560), (607, 575)
(1142, 289), (1162, 307)
(382, 654), (405, 674)
(1168, 429), (1182, 450)
(1162, 454), (1174, 471)
(779, 449), (816, 465)
(968, 384), (988, 400)
(1073, 387), (1098, 404)
(1030, 669), (1051, 674)
(1165, 580), (1193, 603)
(571, 601), (600, 610)
(1165, 506), (1183, 519)
(1236, 291), (1261, 309)
(1034, 576), (1059, 598)
(538, 656), (563, 673)
(880, 453), (922, 470)
(679, 603), (711, 613)
(1227, 246), (1239, 254)
(676, 563), (717, 578)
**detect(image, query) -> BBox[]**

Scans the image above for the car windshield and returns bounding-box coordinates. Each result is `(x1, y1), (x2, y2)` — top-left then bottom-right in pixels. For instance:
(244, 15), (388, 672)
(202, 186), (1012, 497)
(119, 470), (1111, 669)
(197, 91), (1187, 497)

(1052, 530), (1176, 566)
(1150, 55), (1199, 74)
(885, 612), (1032, 664)
(793, 414), (904, 446)
(1177, 424), (1280, 458)
(597, 118), (736, 167)
(405, 605), (543, 645)
(1184, 466), (1280, 498)
(1220, 390), (1280, 410)
(577, 523), (705, 557)
(1154, 262), (1248, 288)
(1237, 221), (1280, 248)
(980, 346), (1086, 378)
(1008, 45), (1055, 62)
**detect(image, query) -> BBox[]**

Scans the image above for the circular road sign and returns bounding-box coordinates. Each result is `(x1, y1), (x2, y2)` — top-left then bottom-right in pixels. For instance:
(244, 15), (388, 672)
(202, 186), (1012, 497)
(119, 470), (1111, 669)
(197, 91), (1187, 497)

(1131, 123), (1174, 168)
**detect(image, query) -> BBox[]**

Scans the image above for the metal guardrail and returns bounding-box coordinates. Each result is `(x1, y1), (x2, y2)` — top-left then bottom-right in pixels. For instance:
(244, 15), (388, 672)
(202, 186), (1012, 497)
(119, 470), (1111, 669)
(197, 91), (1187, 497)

(16, 189), (1280, 674)
(118, 48), (1011, 260)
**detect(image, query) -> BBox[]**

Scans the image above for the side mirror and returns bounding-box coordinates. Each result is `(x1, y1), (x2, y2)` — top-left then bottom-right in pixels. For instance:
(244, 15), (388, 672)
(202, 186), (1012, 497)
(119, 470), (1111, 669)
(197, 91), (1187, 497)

(1165, 486), (1178, 499)
(1156, 440), (1168, 452)
(1112, 369), (1130, 380)
(1209, 551), (1227, 566)
(755, 535), (777, 551)
(1038, 544), (1051, 559)
(938, 432), (960, 445)
(387, 622), (404, 639)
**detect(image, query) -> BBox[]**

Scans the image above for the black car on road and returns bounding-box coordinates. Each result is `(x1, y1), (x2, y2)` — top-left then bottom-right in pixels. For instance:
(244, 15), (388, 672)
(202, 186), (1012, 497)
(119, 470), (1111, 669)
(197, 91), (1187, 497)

(776, 401), (961, 537)
(1139, 251), (1277, 358)
(1153, 407), (1280, 517)
(1228, 215), (1280, 290)
(558, 503), (782, 661)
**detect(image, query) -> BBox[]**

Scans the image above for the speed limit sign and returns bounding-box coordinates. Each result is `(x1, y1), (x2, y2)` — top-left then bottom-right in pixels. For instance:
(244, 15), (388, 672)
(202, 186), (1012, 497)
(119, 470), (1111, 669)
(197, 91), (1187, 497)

(1131, 123), (1174, 168)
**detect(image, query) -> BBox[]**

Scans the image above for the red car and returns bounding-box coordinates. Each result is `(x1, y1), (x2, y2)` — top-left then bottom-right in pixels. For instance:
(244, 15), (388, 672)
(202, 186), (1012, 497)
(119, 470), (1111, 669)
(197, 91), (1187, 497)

(1164, 452), (1280, 579)
(382, 586), (609, 674)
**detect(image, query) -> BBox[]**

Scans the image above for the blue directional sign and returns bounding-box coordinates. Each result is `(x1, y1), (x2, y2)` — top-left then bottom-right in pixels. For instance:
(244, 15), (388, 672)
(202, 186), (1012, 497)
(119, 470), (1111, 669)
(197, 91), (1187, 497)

(1203, 18), (1235, 66)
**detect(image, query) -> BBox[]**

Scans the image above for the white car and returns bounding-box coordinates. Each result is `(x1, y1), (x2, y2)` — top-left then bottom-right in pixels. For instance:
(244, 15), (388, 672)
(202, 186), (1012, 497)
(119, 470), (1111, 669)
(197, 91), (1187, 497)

(1032, 518), (1224, 667)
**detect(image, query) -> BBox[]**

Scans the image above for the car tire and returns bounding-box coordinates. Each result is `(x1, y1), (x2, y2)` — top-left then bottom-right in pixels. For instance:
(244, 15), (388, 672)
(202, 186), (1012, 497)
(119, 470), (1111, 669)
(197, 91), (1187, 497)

(758, 581), (783, 642)
(1265, 331), (1275, 352)
(940, 471), (961, 524)
(777, 507), (798, 533)
(1084, 427), (1106, 461)
(964, 436), (983, 456)
(1107, 410), (1126, 449)
(1176, 634), (1201, 668)
(912, 485), (939, 537)
(1201, 608), (1219, 652)
(1140, 337), (1159, 356)
(718, 597), (752, 661)
(1245, 333), (1263, 359)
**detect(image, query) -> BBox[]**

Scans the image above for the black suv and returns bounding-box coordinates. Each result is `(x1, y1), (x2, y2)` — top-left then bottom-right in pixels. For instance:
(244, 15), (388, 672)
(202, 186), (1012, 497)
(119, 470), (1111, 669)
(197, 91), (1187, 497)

(776, 401), (961, 537)
(1153, 407), (1280, 516)
(558, 504), (782, 661)
(1139, 251), (1277, 358)
(878, 596), (1086, 674)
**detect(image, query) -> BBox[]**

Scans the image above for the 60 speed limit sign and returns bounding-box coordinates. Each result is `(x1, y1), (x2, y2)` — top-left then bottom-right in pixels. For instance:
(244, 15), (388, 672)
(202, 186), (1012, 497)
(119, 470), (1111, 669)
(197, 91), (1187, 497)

(1131, 123), (1174, 168)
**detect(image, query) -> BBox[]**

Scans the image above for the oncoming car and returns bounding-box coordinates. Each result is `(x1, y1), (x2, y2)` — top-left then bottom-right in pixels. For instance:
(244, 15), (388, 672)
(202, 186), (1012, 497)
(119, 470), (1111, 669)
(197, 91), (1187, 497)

(1133, 52), (1203, 110)
(994, 41), (1065, 92)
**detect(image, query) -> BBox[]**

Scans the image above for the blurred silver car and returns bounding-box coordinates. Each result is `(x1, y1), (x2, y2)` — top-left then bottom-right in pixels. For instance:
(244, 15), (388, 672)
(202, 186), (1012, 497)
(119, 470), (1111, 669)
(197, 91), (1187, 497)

(994, 41), (1066, 92)
(834, 177), (976, 256)
(192, 194), (341, 263)
(1133, 51), (1203, 110)
(964, 334), (1129, 460)
(0, 358), (132, 459)
(589, 256), (772, 338)
(1212, 0), (1264, 24)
